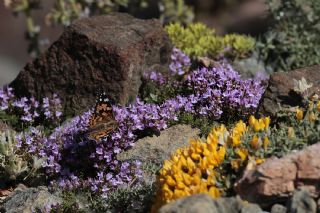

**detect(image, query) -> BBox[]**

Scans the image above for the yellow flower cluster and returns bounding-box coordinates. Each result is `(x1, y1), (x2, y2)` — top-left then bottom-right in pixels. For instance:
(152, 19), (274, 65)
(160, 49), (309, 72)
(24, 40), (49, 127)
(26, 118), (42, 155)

(152, 127), (226, 211)
(248, 115), (270, 132)
(295, 100), (320, 122)
(152, 116), (272, 211)
(229, 116), (270, 170)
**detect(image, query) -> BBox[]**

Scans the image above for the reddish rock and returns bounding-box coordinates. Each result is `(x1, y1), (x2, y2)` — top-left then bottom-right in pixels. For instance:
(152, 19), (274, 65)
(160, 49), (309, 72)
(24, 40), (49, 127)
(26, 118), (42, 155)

(258, 65), (320, 117)
(235, 142), (320, 207)
(9, 13), (172, 116)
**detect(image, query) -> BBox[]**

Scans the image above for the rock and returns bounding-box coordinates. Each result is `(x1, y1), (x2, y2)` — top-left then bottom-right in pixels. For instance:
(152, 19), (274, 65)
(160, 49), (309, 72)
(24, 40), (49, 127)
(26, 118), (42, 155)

(0, 186), (62, 213)
(158, 194), (262, 213)
(117, 124), (200, 185)
(9, 12), (172, 116)
(317, 198), (320, 213)
(258, 65), (320, 117)
(235, 142), (320, 208)
(118, 124), (200, 166)
(287, 190), (317, 213)
(270, 204), (287, 213)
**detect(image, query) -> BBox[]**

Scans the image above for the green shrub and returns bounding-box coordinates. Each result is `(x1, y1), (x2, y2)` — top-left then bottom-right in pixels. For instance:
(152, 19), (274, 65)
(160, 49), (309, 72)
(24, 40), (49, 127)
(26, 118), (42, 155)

(165, 23), (255, 60)
(257, 0), (320, 72)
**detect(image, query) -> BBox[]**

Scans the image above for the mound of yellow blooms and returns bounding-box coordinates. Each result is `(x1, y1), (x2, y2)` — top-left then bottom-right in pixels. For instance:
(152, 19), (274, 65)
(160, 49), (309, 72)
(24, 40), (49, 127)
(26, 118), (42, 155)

(152, 116), (271, 212)
(151, 126), (227, 212)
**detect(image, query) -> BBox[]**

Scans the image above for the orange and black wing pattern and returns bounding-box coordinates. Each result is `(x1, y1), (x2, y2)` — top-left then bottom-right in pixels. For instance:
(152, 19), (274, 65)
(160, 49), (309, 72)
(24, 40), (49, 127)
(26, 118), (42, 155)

(88, 92), (118, 141)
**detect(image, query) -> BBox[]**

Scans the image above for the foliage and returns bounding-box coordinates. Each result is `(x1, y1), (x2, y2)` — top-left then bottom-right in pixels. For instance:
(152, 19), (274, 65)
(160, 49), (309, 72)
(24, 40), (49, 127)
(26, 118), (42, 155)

(105, 183), (155, 213)
(4, 0), (194, 56)
(257, 0), (320, 72)
(153, 97), (320, 209)
(165, 23), (255, 60)
(159, 0), (194, 25)
(0, 129), (45, 183)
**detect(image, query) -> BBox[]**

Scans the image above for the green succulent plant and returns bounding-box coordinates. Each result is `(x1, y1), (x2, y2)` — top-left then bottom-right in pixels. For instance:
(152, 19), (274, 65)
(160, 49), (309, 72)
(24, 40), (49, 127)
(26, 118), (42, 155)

(165, 22), (255, 60)
(0, 129), (45, 182)
(0, 130), (29, 180)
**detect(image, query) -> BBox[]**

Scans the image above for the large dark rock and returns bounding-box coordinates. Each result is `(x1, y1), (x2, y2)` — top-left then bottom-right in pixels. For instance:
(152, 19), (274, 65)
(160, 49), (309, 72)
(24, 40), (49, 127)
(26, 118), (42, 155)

(258, 65), (320, 117)
(10, 13), (172, 116)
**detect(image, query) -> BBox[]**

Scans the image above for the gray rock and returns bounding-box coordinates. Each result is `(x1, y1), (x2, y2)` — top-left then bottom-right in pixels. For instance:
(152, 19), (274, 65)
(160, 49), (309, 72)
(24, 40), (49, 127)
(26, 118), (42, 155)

(117, 124), (200, 166)
(0, 186), (62, 213)
(9, 12), (172, 117)
(118, 124), (200, 188)
(158, 194), (262, 213)
(287, 190), (317, 213)
(270, 204), (287, 213)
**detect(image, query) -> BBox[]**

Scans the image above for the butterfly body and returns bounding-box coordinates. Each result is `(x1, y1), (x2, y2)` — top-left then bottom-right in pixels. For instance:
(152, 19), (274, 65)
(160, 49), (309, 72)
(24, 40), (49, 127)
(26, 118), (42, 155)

(88, 93), (118, 141)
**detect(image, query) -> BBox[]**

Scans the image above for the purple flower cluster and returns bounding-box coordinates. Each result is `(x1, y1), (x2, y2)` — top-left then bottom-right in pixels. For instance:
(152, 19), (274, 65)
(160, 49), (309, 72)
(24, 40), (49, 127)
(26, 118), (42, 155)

(143, 71), (167, 85)
(0, 87), (62, 127)
(183, 64), (264, 117)
(169, 47), (191, 75)
(86, 96), (186, 197)
(0, 86), (14, 110)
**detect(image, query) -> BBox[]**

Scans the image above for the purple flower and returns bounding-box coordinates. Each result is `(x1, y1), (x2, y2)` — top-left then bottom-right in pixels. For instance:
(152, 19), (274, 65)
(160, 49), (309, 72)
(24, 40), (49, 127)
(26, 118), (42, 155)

(169, 47), (191, 75)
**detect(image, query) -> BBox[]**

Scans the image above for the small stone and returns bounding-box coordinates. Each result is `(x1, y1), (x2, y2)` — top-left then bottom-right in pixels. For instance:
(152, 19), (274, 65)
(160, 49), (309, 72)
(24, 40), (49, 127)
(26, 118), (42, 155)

(271, 204), (287, 213)
(287, 190), (317, 213)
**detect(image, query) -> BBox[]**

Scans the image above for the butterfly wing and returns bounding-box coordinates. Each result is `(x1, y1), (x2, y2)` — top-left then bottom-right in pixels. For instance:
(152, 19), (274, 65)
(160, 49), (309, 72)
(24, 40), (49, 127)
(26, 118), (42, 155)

(88, 93), (118, 141)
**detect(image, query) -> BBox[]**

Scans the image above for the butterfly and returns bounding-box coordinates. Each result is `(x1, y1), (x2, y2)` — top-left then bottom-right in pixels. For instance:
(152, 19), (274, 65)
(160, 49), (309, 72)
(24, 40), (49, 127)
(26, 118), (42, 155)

(87, 92), (118, 141)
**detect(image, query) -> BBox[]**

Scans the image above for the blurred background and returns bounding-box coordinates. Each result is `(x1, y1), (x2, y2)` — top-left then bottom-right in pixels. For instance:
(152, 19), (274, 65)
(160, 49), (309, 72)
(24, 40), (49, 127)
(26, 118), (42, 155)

(0, 0), (268, 87)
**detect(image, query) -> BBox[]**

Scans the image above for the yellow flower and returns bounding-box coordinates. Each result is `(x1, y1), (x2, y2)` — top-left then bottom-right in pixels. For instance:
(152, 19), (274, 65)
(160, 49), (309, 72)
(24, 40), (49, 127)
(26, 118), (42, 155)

(233, 120), (247, 136)
(263, 117), (271, 129)
(255, 158), (265, 165)
(236, 148), (248, 161)
(249, 115), (256, 127)
(263, 137), (270, 150)
(230, 135), (241, 147)
(208, 186), (220, 198)
(317, 101), (320, 112)
(309, 102), (314, 110)
(308, 112), (316, 122)
(296, 108), (303, 121)
(250, 135), (260, 150)
(166, 176), (176, 187)
(231, 159), (241, 170)
(288, 127), (295, 138)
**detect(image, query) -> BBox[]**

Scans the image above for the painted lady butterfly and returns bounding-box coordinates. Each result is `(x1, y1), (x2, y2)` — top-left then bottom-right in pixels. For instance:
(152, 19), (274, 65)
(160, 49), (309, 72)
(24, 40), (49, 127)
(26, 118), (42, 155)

(87, 92), (118, 141)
